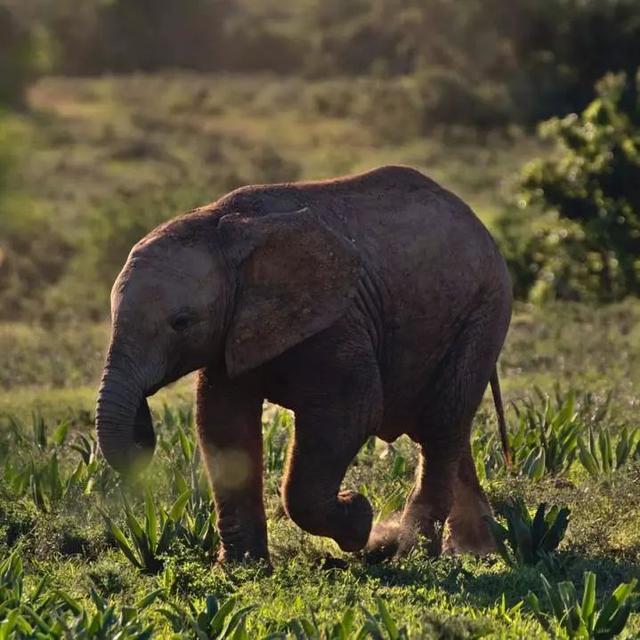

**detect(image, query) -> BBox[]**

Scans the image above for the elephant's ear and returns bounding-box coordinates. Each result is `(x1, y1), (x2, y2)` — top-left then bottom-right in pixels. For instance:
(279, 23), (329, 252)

(218, 208), (361, 377)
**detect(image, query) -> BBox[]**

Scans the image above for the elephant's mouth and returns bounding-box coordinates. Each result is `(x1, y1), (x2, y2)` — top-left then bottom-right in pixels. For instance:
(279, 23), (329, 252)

(133, 399), (156, 455)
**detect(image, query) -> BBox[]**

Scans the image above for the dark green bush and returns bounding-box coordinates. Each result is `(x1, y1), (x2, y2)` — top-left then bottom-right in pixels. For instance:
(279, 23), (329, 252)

(519, 70), (640, 301)
(496, 209), (610, 303)
(0, 6), (35, 108)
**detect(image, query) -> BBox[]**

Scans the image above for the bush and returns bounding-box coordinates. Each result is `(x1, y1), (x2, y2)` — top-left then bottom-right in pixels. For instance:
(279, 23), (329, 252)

(0, 6), (36, 108)
(527, 572), (638, 639)
(484, 499), (570, 568)
(495, 209), (609, 304)
(519, 71), (640, 301)
(0, 115), (72, 320)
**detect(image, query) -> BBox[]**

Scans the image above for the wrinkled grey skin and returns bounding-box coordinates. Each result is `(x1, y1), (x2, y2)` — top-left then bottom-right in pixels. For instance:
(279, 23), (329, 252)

(96, 165), (512, 564)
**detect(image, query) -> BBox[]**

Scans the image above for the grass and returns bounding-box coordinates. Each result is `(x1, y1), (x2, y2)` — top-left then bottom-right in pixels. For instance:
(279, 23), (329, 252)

(0, 301), (639, 637)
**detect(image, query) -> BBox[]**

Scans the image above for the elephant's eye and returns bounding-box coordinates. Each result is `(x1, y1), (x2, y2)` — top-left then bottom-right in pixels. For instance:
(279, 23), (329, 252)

(169, 312), (193, 333)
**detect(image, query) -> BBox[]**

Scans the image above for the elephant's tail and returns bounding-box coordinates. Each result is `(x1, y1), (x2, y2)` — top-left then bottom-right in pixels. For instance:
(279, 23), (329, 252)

(489, 367), (511, 467)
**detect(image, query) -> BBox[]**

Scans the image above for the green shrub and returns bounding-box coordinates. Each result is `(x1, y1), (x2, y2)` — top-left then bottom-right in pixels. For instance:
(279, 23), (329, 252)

(0, 552), (160, 639)
(473, 386), (592, 480)
(495, 210), (610, 304)
(519, 70), (640, 301)
(263, 409), (292, 475)
(160, 594), (255, 638)
(101, 487), (191, 574)
(286, 598), (409, 640)
(484, 499), (570, 568)
(0, 7), (36, 109)
(577, 427), (640, 481)
(527, 572), (638, 639)
(510, 388), (582, 479)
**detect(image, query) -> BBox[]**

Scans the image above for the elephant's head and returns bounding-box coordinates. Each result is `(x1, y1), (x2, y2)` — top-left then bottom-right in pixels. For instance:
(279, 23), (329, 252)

(96, 207), (361, 474)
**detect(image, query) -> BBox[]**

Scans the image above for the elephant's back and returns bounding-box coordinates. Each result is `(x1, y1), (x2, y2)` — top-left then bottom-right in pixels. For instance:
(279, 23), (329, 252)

(215, 164), (508, 302)
(305, 166), (506, 299)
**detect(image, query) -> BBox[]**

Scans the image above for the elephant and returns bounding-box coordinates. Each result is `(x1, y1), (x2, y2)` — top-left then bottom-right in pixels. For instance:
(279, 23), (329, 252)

(95, 165), (512, 565)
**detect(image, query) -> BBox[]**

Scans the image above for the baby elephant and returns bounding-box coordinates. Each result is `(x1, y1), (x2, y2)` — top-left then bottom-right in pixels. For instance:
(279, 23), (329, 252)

(96, 165), (512, 564)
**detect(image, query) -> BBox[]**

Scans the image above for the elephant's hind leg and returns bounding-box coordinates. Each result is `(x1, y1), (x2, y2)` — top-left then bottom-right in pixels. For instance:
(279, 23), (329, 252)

(409, 303), (506, 555)
(443, 446), (495, 555)
(367, 300), (507, 560)
(197, 368), (269, 564)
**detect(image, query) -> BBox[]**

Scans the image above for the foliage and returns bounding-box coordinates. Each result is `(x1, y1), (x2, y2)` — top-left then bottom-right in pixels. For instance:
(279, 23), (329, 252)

(104, 489), (189, 573)
(263, 409), (292, 475)
(472, 430), (505, 482)
(527, 572), (638, 639)
(160, 594), (255, 639)
(472, 387), (624, 481)
(484, 499), (570, 568)
(520, 70), (640, 301)
(1, 414), (116, 510)
(0, 113), (71, 321)
(495, 209), (609, 304)
(577, 427), (640, 481)
(287, 598), (409, 640)
(0, 6), (37, 108)
(6, 0), (640, 125)
(0, 551), (159, 638)
(510, 387), (582, 479)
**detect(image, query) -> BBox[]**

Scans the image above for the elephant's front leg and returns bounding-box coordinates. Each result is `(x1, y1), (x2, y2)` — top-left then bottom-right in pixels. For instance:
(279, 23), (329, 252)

(281, 357), (383, 552)
(196, 368), (269, 564)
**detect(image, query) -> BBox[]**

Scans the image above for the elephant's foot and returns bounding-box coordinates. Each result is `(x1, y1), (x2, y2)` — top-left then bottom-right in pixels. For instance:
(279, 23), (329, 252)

(364, 517), (403, 562)
(442, 523), (495, 556)
(363, 514), (443, 562)
(216, 512), (270, 566)
(442, 503), (496, 556)
(217, 543), (271, 566)
(442, 463), (496, 556)
(333, 490), (374, 552)
(286, 488), (373, 553)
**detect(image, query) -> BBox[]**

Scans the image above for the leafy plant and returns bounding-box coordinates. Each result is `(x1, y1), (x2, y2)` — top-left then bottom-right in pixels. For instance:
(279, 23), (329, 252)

(27, 453), (86, 512)
(0, 547), (164, 638)
(472, 431), (505, 482)
(287, 598), (409, 640)
(520, 70), (640, 300)
(263, 409), (292, 474)
(172, 470), (219, 554)
(484, 499), (570, 567)
(527, 572), (638, 639)
(380, 444), (410, 480)
(369, 486), (405, 524)
(160, 594), (255, 639)
(578, 426), (640, 480)
(102, 487), (190, 574)
(45, 588), (159, 639)
(0, 553), (58, 639)
(6, 413), (69, 451)
(510, 388), (581, 479)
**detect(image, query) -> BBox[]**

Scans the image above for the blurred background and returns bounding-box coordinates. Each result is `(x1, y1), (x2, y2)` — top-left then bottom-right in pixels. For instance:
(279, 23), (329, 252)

(1, 0), (640, 400)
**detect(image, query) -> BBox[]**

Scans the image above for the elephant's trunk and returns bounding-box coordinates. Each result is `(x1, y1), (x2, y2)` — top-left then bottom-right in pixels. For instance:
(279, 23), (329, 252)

(95, 351), (156, 475)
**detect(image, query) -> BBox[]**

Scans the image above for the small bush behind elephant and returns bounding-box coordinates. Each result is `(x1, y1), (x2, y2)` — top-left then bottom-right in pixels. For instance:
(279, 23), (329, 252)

(95, 165), (512, 564)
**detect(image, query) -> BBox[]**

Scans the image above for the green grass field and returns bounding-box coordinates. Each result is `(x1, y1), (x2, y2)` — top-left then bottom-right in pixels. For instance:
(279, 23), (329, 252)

(1, 75), (639, 638)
